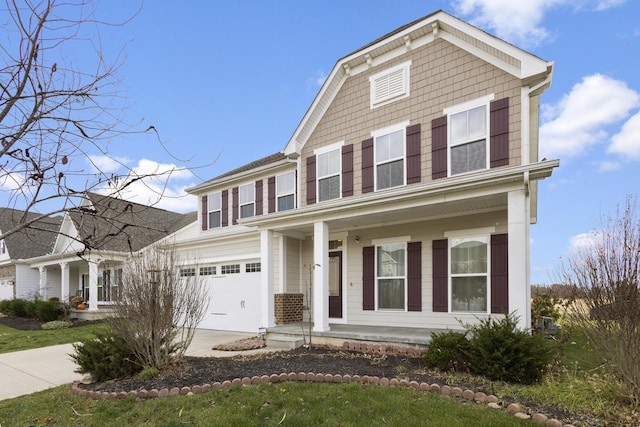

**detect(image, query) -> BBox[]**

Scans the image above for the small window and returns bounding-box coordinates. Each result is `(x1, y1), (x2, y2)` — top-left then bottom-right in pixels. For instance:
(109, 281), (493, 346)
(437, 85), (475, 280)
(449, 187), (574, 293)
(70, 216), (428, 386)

(208, 192), (222, 229)
(376, 243), (406, 310)
(246, 262), (261, 273)
(450, 236), (488, 312)
(317, 149), (341, 202)
(277, 172), (295, 212)
(369, 61), (411, 108)
(239, 183), (255, 218)
(0, 240), (5, 254)
(199, 266), (216, 276)
(221, 264), (240, 274)
(180, 268), (196, 277)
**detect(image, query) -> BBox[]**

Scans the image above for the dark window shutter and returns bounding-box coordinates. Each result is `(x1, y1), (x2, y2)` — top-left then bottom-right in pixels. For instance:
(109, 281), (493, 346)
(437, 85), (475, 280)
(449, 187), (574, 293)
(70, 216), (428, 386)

(363, 246), (375, 311)
(432, 239), (448, 312)
(406, 124), (421, 184)
(491, 233), (509, 313)
(232, 187), (239, 224)
(362, 138), (374, 193)
(268, 176), (276, 213)
(201, 195), (208, 231)
(255, 180), (263, 216)
(407, 241), (422, 312)
(431, 116), (448, 180)
(306, 156), (316, 205)
(342, 144), (354, 197)
(490, 97), (510, 168)
(221, 190), (228, 227)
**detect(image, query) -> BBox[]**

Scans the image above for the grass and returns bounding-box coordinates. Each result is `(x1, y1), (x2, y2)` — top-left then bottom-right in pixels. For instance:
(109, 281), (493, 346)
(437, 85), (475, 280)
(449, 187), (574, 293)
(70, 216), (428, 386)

(0, 382), (531, 427)
(0, 323), (107, 354)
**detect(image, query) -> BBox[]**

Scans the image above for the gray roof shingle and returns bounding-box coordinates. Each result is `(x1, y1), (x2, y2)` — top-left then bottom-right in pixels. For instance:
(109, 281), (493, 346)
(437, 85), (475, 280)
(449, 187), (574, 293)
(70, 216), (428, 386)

(0, 208), (62, 260)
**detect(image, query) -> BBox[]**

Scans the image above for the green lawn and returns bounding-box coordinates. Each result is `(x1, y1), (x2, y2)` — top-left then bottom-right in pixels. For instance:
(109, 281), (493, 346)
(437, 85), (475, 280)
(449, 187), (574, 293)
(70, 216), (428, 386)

(0, 382), (531, 427)
(0, 323), (106, 354)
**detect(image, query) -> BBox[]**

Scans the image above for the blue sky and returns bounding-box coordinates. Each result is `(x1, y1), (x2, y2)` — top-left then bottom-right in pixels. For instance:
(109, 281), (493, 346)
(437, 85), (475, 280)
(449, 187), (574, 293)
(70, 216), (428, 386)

(4, 1), (639, 285)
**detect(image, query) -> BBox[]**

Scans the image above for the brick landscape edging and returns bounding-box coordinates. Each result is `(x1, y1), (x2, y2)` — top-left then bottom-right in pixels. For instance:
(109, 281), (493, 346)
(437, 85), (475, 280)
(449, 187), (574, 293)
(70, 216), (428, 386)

(70, 342), (577, 426)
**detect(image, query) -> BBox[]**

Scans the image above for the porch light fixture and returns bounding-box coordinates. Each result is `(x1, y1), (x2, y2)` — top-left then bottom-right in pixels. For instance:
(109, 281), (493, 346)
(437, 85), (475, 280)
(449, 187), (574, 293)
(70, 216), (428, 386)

(354, 236), (360, 243)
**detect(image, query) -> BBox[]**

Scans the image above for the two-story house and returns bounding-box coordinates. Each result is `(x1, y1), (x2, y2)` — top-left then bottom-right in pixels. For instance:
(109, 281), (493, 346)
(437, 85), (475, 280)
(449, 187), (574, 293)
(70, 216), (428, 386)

(173, 10), (558, 338)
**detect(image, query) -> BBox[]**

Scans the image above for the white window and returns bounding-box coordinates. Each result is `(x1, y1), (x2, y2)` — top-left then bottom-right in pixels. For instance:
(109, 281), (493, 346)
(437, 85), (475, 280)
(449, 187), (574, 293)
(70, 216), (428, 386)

(0, 240), (5, 255)
(199, 266), (216, 276)
(180, 268), (196, 277)
(277, 172), (295, 212)
(246, 262), (261, 273)
(370, 61), (411, 108)
(208, 192), (222, 229)
(239, 183), (255, 218)
(376, 242), (406, 310)
(221, 264), (240, 274)
(316, 145), (341, 202)
(373, 122), (408, 190)
(445, 94), (494, 176)
(450, 236), (488, 312)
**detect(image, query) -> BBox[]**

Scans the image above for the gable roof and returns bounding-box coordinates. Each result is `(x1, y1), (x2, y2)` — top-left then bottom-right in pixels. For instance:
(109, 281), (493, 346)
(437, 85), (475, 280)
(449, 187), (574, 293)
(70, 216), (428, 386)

(284, 9), (553, 156)
(67, 192), (196, 253)
(0, 208), (62, 260)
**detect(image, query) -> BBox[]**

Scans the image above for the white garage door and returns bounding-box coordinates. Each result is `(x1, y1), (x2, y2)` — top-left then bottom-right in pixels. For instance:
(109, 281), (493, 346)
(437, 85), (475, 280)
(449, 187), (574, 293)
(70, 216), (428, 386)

(0, 280), (13, 301)
(198, 272), (261, 333)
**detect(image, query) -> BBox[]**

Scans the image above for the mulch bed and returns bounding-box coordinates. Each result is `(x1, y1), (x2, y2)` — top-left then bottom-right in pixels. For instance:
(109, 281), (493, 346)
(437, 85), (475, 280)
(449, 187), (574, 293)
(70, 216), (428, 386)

(0, 315), (604, 426)
(0, 315), (104, 330)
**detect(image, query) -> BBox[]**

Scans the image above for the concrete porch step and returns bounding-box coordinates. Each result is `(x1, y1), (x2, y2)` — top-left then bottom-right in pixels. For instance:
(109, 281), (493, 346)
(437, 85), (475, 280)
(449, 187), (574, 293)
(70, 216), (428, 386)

(265, 334), (305, 349)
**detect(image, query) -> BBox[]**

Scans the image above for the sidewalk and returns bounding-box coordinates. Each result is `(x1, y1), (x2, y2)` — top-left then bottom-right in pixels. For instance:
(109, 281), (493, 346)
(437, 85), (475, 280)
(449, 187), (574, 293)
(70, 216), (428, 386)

(0, 329), (272, 401)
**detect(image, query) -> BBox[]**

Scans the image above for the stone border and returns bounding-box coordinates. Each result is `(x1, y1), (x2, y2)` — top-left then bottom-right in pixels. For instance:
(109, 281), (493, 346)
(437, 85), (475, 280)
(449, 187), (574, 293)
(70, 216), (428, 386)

(70, 342), (577, 427)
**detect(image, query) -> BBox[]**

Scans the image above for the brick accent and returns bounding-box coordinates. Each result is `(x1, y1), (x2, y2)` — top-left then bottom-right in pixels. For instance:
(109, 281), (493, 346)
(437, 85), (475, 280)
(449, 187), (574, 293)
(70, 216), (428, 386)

(274, 293), (303, 324)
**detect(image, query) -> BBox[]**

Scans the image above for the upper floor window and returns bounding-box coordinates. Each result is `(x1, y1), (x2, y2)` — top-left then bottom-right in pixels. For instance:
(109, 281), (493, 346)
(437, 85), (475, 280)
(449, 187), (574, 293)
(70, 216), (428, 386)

(450, 236), (488, 312)
(0, 240), (5, 255)
(316, 143), (342, 202)
(277, 172), (295, 211)
(369, 61), (411, 109)
(445, 95), (494, 176)
(208, 191), (222, 229)
(239, 182), (255, 218)
(373, 122), (408, 190)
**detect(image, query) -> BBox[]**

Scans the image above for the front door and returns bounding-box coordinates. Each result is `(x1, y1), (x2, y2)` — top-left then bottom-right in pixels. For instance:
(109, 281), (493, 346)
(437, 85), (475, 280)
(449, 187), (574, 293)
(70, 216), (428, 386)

(328, 251), (342, 318)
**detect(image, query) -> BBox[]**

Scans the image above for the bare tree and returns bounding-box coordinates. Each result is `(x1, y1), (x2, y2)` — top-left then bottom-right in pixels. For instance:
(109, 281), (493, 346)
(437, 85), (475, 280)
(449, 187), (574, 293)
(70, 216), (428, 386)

(557, 196), (640, 405)
(0, 0), (180, 244)
(108, 245), (209, 369)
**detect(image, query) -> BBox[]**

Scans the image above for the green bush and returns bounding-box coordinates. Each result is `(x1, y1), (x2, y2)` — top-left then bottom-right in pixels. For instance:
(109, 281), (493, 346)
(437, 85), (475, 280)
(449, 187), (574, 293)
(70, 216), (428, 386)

(41, 320), (73, 330)
(424, 330), (471, 372)
(0, 299), (32, 318)
(71, 328), (142, 381)
(31, 299), (63, 322)
(465, 313), (556, 384)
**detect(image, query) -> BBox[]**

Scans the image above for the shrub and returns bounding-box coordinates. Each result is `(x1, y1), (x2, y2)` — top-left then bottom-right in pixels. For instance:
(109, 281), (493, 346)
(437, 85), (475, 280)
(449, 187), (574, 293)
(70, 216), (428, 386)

(31, 299), (64, 322)
(465, 313), (556, 384)
(0, 299), (32, 318)
(71, 328), (142, 381)
(41, 320), (73, 330)
(424, 330), (471, 372)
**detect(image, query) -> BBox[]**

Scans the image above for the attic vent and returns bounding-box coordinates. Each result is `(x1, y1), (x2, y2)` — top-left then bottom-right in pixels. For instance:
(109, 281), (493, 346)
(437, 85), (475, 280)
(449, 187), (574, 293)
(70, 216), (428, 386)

(369, 61), (411, 109)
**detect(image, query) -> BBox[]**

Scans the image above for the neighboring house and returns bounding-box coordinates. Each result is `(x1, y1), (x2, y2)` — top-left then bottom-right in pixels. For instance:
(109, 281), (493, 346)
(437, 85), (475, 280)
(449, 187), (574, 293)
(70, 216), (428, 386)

(174, 10), (559, 334)
(0, 209), (62, 300)
(19, 192), (195, 310)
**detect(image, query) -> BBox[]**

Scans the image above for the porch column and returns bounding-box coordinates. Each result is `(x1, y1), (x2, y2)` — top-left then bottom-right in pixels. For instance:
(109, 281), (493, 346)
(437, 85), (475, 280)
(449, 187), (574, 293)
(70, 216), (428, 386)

(88, 258), (99, 312)
(260, 229), (275, 329)
(38, 266), (47, 299)
(313, 221), (329, 332)
(60, 262), (69, 304)
(508, 188), (530, 330)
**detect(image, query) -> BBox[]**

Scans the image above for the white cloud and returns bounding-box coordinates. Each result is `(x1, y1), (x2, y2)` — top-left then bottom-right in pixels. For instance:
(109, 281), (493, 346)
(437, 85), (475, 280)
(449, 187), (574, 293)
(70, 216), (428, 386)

(597, 160), (622, 172)
(96, 159), (197, 213)
(451, 0), (626, 46)
(87, 155), (130, 173)
(539, 74), (640, 159)
(609, 111), (640, 159)
(568, 231), (598, 253)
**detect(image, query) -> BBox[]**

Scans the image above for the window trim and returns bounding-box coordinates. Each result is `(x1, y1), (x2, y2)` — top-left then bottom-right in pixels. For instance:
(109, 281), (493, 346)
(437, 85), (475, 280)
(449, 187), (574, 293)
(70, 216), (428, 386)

(374, 240), (408, 311)
(276, 171), (296, 212)
(444, 94), (495, 177)
(448, 233), (491, 314)
(315, 141), (344, 202)
(369, 61), (412, 109)
(239, 182), (255, 219)
(371, 121), (409, 191)
(207, 191), (222, 229)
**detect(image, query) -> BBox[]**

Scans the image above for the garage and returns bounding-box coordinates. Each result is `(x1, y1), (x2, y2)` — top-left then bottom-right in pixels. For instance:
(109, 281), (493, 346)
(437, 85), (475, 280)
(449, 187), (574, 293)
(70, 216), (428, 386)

(198, 267), (262, 333)
(0, 279), (14, 300)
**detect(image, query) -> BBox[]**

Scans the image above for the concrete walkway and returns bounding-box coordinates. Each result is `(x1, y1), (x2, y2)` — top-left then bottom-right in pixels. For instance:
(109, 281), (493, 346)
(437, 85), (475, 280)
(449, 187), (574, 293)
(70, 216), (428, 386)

(0, 329), (271, 401)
